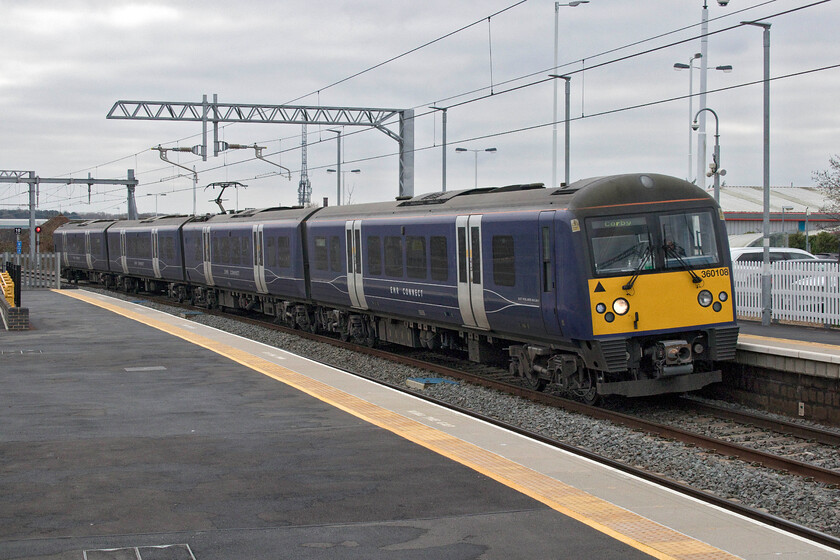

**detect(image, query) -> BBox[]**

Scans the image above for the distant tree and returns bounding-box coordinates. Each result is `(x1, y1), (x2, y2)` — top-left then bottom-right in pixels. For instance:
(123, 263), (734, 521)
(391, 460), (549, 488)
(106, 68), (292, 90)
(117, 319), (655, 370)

(813, 155), (840, 217)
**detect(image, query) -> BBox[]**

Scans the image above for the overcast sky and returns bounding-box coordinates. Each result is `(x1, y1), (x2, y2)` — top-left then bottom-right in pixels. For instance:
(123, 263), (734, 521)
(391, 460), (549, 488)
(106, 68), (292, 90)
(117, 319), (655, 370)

(1, 0), (838, 217)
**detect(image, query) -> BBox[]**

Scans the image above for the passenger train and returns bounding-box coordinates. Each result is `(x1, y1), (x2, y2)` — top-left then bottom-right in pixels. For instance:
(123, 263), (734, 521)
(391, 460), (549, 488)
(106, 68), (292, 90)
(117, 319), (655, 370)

(55, 173), (739, 403)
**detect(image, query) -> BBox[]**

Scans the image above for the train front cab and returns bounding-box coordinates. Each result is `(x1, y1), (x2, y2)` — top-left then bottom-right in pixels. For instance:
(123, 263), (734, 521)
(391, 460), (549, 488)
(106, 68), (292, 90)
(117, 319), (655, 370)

(574, 196), (739, 398)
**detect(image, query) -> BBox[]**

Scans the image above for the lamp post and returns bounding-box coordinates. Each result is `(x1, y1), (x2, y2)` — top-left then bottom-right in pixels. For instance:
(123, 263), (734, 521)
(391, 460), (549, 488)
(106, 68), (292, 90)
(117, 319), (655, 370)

(455, 147), (497, 188)
(326, 168), (360, 205)
(805, 207), (811, 253)
(429, 106), (448, 192)
(781, 206), (794, 247)
(692, 108), (725, 203)
(742, 20), (772, 325)
(326, 129), (342, 205)
(147, 193), (167, 217)
(674, 55), (732, 184)
(553, 1), (588, 189)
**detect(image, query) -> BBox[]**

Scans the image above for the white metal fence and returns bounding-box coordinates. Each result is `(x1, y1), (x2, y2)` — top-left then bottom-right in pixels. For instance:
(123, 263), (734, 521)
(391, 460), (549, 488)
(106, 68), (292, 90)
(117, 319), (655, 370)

(1, 252), (61, 289)
(733, 261), (840, 326)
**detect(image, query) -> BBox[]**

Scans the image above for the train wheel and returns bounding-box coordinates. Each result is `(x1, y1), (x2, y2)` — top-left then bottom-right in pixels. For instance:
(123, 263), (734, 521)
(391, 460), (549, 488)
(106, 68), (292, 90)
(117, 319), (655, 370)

(574, 370), (600, 406)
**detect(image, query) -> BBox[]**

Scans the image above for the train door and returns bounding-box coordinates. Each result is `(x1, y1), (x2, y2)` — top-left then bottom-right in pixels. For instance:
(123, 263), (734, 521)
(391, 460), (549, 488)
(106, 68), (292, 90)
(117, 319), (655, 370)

(84, 231), (93, 269)
(539, 211), (562, 337)
(151, 228), (162, 278)
(252, 224), (268, 294)
(345, 220), (367, 309)
(456, 215), (490, 330)
(119, 229), (128, 273)
(202, 226), (214, 286)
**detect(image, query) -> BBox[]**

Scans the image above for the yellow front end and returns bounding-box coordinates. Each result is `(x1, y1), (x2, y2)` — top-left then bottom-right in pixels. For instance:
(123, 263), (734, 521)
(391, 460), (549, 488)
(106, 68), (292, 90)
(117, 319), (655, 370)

(589, 266), (735, 336)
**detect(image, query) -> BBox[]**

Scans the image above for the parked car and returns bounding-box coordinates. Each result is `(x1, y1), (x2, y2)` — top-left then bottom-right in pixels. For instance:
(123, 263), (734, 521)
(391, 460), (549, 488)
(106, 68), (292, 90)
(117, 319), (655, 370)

(730, 247), (817, 263)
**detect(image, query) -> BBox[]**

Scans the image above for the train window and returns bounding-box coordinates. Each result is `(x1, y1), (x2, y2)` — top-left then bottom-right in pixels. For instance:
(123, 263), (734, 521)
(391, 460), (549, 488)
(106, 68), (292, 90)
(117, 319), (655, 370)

(384, 236), (403, 277)
(660, 211), (718, 269)
(233, 237), (243, 265)
(221, 237), (231, 264)
(164, 237), (174, 261)
(266, 236), (276, 267)
(457, 228), (467, 283)
(315, 236), (328, 270)
(430, 236), (448, 281)
(589, 216), (652, 275)
(367, 236), (382, 275)
(406, 236), (427, 279)
(212, 238), (221, 263)
(492, 235), (516, 287)
(277, 236), (291, 268)
(330, 235), (342, 272)
(471, 227), (481, 284)
(90, 237), (102, 255)
(354, 230), (362, 273)
(138, 235), (151, 259)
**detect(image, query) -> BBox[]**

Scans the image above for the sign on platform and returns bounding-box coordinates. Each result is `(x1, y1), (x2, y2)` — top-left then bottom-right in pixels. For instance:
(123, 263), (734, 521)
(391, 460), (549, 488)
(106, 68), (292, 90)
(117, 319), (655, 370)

(14, 227), (22, 235)
(16, 241), (22, 254)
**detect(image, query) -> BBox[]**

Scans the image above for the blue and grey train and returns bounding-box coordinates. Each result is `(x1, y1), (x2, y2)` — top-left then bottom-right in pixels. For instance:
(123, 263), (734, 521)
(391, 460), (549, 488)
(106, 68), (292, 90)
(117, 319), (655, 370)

(55, 173), (739, 402)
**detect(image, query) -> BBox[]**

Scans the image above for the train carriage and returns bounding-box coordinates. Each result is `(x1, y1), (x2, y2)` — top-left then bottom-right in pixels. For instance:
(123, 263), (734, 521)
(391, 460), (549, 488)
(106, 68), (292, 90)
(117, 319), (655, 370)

(55, 219), (115, 280)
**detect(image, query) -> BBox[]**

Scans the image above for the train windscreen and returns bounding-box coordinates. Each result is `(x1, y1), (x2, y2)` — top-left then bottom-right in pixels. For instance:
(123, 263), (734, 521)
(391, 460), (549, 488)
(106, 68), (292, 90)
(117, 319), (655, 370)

(588, 210), (720, 276)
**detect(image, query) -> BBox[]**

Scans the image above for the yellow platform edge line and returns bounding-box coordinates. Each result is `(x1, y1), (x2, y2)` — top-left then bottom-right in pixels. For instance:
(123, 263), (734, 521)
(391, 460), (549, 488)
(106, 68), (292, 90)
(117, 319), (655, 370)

(57, 289), (740, 560)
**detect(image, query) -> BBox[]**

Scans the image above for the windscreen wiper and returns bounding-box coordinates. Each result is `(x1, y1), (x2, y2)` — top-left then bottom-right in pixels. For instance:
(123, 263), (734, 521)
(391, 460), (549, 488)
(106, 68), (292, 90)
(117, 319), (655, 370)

(622, 245), (652, 291)
(663, 242), (702, 284)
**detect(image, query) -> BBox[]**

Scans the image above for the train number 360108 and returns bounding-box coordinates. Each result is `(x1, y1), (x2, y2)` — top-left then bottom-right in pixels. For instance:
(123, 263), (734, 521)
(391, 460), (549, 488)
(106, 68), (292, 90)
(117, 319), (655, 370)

(700, 268), (730, 278)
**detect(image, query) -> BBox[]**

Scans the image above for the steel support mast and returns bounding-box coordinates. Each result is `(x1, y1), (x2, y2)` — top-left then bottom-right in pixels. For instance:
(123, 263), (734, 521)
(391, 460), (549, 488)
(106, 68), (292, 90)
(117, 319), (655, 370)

(107, 95), (416, 199)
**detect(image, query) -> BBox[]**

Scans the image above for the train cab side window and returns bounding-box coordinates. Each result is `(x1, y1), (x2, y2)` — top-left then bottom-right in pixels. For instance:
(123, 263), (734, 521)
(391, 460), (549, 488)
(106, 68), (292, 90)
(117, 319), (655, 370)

(315, 236), (328, 270)
(212, 238), (220, 263)
(277, 236), (291, 268)
(492, 235), (516, 287)
(430, 236), (448, 281)
(367, 236), (382, 275)
(164, 237), (174, 261)
(406, 236), (427, 279)
(384, 236), (403, 277)
(330, 235), (342, 272)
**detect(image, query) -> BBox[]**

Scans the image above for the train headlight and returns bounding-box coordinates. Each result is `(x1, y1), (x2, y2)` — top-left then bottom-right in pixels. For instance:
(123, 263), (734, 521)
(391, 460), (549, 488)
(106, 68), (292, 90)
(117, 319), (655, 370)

(697, 290), (713, 307)
(612, 298), (629, 316)
(718, 291), (728, 302)
(596, 303), (606, 314)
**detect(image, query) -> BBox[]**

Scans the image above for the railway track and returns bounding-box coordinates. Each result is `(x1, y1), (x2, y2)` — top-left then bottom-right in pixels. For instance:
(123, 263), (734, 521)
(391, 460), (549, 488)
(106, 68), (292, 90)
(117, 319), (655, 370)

(75, 286), (840, 549)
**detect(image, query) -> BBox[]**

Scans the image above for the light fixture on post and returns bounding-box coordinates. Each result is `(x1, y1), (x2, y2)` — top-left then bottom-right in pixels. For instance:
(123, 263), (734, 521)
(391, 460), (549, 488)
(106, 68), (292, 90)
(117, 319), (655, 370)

(455, 147), (497, 188)
(152, 145), (200, 216)
(552, 1), (588, 188)
(692, 108), (725, 203)
(674, 55), (732, 184)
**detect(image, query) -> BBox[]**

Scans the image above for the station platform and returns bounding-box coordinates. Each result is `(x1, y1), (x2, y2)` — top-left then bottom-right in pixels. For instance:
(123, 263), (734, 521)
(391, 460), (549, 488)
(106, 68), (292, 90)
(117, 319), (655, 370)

(1, 289), (838, 559)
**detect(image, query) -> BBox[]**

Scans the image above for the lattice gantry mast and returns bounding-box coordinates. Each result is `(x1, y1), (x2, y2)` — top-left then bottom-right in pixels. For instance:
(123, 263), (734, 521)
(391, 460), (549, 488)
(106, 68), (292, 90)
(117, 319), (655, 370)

(107, 95), (415, 199)
(298, 125), (311, 206)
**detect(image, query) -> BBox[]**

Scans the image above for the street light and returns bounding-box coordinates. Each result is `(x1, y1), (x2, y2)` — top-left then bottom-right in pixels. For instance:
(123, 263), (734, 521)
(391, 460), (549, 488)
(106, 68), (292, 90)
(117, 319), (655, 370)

(553, 1), (588, 188)
(692, 108), (725, 203)
(741, 19), (772, 325)
(781, 206), (794, 247)
(326, 129), (342, 205)
(455, 147), (497, 188)
(146, 193), (167, 217)
(327, 168), (361, 205)
(674, 55), (732, 184)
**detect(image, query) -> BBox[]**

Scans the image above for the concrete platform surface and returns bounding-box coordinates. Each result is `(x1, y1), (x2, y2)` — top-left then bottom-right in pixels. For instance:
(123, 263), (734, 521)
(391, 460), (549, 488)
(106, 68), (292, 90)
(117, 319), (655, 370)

(0, 289), (837, 560)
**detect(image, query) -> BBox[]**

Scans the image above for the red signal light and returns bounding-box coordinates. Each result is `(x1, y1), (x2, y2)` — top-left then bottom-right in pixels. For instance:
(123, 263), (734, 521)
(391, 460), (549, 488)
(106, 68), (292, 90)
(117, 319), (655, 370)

(35, 226), (42, 234)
